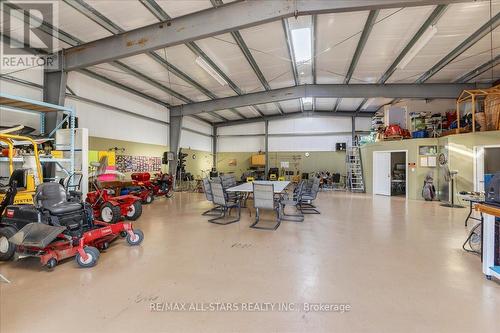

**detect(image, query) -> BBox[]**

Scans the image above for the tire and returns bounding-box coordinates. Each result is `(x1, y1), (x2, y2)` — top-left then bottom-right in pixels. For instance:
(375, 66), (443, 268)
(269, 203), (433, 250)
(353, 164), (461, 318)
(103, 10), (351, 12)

(125, 201), (142, 221)
(143, 193), (154, 204)
(165, 190), (173, 198)
(126, 229), (144, 246)
(100, 202), (121, 223)
(0, 226), (17, 261)
(75, 246), (99, 268)
(46, 258), (57, 269)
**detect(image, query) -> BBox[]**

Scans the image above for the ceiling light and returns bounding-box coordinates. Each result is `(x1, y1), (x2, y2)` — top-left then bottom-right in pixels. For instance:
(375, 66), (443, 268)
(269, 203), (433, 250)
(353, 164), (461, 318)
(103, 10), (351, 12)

(195, 56), (227, 86)
(291, 27), (312, 64)
(397, 25), (437, 70)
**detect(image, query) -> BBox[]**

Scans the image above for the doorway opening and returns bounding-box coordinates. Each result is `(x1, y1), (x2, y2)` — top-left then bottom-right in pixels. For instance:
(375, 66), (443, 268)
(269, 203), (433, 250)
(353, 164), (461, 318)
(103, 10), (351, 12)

(373, 150), (408, 198)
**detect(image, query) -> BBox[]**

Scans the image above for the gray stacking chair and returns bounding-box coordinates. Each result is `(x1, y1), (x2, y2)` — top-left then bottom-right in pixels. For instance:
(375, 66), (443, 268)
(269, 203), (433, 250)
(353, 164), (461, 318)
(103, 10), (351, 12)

(201, 177), (221, 216)
(250, 183), (281, 230)
(299, 180), (320, 214)
(281, 181), (305, 222)
(207, 181), (241, 225)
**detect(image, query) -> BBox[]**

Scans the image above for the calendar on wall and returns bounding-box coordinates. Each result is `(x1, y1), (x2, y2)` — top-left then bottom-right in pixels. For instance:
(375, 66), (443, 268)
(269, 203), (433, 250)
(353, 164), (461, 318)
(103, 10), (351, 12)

(115, 155), (161, 172)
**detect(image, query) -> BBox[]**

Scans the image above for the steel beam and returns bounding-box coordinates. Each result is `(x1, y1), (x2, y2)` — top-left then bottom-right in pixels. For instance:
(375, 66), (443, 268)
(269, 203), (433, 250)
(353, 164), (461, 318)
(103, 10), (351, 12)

(282, 18), (299, 86)
(215, 111), (375, 128)
(356, 4), (448, 112)
(334, 10), (378, 112)
(43, 71), (67, 134)
(265, 120), (269, 178)
(416, 11), (500, 83)
(213, 126), (217, 169)
(169, 115), (183, 177)
(455, 54), (500, 83)
(61, 0), (466, 70)
(171, 83), (479, 116)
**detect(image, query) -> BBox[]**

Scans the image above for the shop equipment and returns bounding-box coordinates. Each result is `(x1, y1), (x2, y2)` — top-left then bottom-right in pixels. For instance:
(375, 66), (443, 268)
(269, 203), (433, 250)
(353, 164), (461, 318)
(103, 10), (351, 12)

(131, 172), (173, 199)
(0, 180), (143, 268)
(438, 153), (464, 208)
(346, 144), (365, 193)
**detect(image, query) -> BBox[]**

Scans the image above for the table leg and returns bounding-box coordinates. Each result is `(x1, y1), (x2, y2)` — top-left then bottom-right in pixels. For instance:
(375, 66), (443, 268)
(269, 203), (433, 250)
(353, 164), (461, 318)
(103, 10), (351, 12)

(465, 201), (473, 227)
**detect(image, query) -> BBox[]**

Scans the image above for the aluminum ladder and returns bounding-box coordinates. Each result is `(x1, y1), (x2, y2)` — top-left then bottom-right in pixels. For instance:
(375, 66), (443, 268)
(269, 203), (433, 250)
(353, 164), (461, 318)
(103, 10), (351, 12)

(346, 145), (365, 192)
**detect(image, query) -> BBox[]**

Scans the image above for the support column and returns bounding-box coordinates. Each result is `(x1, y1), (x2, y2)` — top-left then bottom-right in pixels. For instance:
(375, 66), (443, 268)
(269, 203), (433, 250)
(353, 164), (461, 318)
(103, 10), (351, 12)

(351, 116), (356, 145)
(43, 70), (67, 135)
(213, 126), (217, 171)
(264, 120), (269, 178)
(169, 115), (183, 179)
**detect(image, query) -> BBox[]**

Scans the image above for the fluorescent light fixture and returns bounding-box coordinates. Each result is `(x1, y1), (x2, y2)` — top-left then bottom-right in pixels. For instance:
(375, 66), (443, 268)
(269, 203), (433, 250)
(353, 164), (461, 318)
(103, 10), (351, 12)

(195, 56), (227, 86)
(302, 97), (313, 105)
(362, 98), (376, 110)
(291, 27), (312, 64)
(397, 25), (437, 70)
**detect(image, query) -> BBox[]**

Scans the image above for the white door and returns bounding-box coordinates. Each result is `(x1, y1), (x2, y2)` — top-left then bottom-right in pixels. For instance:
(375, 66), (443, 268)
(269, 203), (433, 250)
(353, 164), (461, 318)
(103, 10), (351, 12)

(474, 146), (485, 192)
(373, 152), (392, 196)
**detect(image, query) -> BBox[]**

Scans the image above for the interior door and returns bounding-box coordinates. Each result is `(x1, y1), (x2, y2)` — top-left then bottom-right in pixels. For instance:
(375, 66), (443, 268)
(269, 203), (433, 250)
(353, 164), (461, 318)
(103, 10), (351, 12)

(474, 146), (485, 192)
(373, 152), (391, 196)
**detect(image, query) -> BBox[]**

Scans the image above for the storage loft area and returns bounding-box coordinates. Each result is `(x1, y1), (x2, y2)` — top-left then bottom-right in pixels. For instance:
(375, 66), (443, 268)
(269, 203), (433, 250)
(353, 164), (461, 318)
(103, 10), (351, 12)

(1, 1), (499, 332)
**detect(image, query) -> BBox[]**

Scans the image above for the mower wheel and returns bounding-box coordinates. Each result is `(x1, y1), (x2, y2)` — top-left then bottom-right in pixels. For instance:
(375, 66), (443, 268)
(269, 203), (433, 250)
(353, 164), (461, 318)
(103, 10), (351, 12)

(46, 258), (58, 270)
(165, 190), (173, 198)
(126, 229), (144, 246)
(0, 226), (17, 261)
(143, 193), (154, 204)
(125, 201), (142, 221)
(76, 246), (100, 268)
(100, 202), (121, 223)
(120, 231), (128, 238)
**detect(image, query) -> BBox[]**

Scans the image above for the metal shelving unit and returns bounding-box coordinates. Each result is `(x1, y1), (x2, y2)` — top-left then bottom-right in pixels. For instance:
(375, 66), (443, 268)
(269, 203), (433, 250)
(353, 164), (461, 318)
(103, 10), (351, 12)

(0, 92), (76, 178)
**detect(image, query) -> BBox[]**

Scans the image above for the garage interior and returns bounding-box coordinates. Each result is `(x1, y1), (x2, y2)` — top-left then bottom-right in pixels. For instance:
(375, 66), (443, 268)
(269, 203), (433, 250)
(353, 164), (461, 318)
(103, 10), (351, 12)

(0, 0), (500, 332)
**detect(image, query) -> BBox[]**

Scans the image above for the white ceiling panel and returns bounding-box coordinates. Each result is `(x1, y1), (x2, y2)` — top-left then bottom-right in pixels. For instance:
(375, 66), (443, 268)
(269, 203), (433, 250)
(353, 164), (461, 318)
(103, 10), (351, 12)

(88, 63), (182, 105)
(255, 103), (281, 116)
(388, 1), (500, 83)
(86, 1), (157, 31)
(239, 21), (295, 89)
(215, 109), (242, 121)
(315, 98), (338, 110)
(338, 98), (364, 111)
(194, 33), (264, 94)
(56, 1), (111, 42)
(156, 0), (212, 18)
(158, 44), (237, 98)
(278, 99), (301, 113)
(119, 53), (209, 102)
(362, 98), (394, 112)
(197, 113), (221, 123)
(316, 11), (369, 84)
(427, 27), (500, 83)
(353, 6), (435, 83)
(236, 106), (262, 118)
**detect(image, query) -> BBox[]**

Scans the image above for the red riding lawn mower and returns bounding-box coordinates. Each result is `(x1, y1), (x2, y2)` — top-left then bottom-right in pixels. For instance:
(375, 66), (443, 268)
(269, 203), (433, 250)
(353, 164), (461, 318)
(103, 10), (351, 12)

(131, 171), (174, 199)
(0, 177), (144, 270)
(86, 159), (143, 224)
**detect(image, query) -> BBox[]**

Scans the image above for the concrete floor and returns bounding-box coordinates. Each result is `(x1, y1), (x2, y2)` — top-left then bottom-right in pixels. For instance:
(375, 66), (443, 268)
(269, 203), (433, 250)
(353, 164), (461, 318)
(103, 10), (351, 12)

(1, 191), (499, 333)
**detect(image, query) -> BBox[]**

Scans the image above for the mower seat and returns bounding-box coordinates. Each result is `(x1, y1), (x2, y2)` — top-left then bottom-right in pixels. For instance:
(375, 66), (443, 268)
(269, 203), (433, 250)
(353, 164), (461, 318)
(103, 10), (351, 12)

(35, 182), (82, 215)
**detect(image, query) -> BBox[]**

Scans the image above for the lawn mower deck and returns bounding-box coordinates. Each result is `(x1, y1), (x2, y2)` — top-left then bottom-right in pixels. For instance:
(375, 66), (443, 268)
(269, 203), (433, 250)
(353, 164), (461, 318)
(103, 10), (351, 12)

(10, 220), (143, 269)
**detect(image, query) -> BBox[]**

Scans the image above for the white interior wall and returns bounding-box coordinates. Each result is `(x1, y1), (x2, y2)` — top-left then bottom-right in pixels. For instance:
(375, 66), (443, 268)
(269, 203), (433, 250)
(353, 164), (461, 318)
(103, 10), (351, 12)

(217, 116), (370, 152)
(393, 99), (456, 114)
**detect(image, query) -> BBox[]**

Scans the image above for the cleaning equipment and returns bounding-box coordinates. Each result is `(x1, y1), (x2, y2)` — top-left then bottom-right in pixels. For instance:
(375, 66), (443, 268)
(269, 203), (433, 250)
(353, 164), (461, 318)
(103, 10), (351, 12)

(86, 158), (143, 223)
(0, 181), (144, 268)
(422, 171), (436, 201)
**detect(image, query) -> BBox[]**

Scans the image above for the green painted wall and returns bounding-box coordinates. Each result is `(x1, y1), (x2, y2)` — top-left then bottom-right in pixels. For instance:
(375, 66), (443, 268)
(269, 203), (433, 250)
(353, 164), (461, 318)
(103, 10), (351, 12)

(360, 130), (500, 200)
(216, 151), (347, 179)
(89, 136), (213, 178)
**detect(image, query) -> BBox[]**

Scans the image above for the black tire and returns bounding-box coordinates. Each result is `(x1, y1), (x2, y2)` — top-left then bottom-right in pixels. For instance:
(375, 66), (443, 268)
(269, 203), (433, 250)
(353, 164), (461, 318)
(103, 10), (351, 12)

(143, 193), (154, 204)
(100, 202), (121, 223)
(46, 258), (58, 269)
(0, 226), (17, 261)
(125, 201), (142, 221)
(75, 246), (99, 268)
(165, 190), (173, 198)
(126, 229), (144, 246)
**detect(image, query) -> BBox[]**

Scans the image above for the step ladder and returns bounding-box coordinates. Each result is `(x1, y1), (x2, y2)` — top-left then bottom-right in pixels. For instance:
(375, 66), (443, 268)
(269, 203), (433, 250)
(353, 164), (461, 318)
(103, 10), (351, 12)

(346, 145), (365, 193)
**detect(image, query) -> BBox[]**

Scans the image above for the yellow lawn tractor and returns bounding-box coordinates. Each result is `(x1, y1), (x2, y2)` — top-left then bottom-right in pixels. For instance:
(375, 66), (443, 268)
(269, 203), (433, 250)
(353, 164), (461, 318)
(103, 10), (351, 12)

(0, 133), (43, 204)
